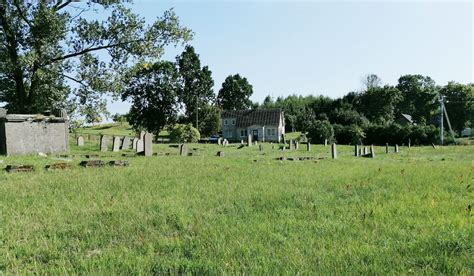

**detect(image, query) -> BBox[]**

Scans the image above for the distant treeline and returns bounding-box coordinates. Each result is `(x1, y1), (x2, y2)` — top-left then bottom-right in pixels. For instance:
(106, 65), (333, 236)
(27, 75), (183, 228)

(255, 74), (473, 145)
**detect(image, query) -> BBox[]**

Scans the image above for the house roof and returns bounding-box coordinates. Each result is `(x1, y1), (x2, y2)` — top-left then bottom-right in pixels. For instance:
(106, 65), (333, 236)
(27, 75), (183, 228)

(399, 113), (414, 123)
(222, 109), (283, 128)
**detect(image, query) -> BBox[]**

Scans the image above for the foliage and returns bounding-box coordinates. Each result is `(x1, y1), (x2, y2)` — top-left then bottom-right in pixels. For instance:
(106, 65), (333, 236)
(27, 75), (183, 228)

(197, 104), (221, 137)
(0, 1), (192, 120)
(217, 74), (253, 110)
(333, 124), (365, 145)
(439, 82), (474, 132)
(169, 123), (200, 143)
(396, 75), (438, 123)
(357, 85), (402, 125)
(176, 46), (215, 125)
(307, 120), (334, 143)
(122, 61), (180, 136)
(111, 113), (127, 125)
(364, 124), (438, 145)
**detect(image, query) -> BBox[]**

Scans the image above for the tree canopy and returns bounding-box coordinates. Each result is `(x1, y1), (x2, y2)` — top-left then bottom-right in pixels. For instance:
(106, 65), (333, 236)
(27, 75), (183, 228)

(0, 1), (192, 121)
(217, 74), (253, 110)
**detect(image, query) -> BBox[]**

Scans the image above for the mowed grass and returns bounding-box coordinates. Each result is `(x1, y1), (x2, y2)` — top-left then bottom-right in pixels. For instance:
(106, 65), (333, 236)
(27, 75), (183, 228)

(0, 140), (473, 274)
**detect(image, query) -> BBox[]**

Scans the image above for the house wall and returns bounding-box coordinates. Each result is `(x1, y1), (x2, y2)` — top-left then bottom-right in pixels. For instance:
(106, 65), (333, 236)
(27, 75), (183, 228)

(1, 120), (69, 155)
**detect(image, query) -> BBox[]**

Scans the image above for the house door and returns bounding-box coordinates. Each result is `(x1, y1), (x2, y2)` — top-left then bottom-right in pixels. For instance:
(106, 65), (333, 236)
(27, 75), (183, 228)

(252, 130), (258, 141)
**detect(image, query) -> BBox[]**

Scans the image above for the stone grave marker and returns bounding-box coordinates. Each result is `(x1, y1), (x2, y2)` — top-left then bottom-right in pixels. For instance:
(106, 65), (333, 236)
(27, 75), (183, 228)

(77, 136), (84, 147)
(217, 151), (225, 157)
(80, 160), (105, 168)
(108, 160), (130, 167)
(363, 147), (368, 155)
(45, 163), (72, 171)
(121, 137), (131, 150)
(259, 144), (263, 151)
(295, 141), (299, 150)
(431, 143), (437, 149)
(282, 134), (286, 145)
(324, 139), (328, 147)
(307, 143), (311, 152)
(247, 134), (252, 146)
(144, 132), (153, 156)
(100, 135), (108, 152)
(139, 130), (146, 140)
(6, 165), (34, 173)
(386, 143), (389, 154)
(289, 140), (294, 150)
(408, 138), (411, 149)
(112, 136), (121, 152)
(241, 140), (244, 145)
(355, 145), (359, 156)
(331, 143), (337, 159)
(218, 137), (222, 146)
(132, 138), (139, 150)
(370, 145), (375, 158)
(136, 139), (144, 153)
(395, 144), (399, 153)
(180, 144), (188, 156)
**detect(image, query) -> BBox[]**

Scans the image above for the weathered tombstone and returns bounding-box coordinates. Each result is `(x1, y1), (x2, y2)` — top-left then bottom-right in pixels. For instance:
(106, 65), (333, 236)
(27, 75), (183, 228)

(87, 134), (91, 141)
(355, 145), (359, 156)
(180, 144), (188, 156)
(136, 139), (144, 153)
(431, 143), (437, 149)
(77, 136), (84, 147)
(247, 134), (252, 146)
(359, 147), (363, 156)
(100, 135), (108, 152)
(395, 144), (399, 153)
(259, 144), (263, 151)
(139, 130), (146, 140)
(218, 137), (222, 146)
(132, 138), (138, 150)
(408, 138), (411, 149)
(370, 145), (375, 158)
(112, 136), (121, 152)
(331, 143), (337, 159)
(386, 143), (389, 154)
(223, 139), (228, 146)
(289, 140), (294, 150)
(324, 139), (328, 147)
(45, 163), (72, 171)
(295, 141), (299, 150)
(307, 142), (311, 152)
(254, 141), (258, 146)
(363, 147), (368, 155)
(241, 140), (244, 145)
(216, 151), (225, 157)
(144, 132), (153, 156)
(121, 137), (131, 150)
(282, 134), (286, 145)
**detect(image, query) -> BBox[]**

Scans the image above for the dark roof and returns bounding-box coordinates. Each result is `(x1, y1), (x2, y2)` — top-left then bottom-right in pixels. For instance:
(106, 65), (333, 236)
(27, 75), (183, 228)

(222, 109), (283, 127)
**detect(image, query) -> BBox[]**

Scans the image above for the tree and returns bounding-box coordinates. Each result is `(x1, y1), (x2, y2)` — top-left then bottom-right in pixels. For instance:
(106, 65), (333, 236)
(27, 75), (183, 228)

(307, 120), (334, 144)
(169, 123), (200, 143)
(197, 104), (221, 137)
(0, 1), (192, 118)
(217, 74), (253, 110)
(176, 46), (215, 127)
(439, 82), (474, 132)
(363, 74), (382, 90)
(396, 75), (438, 122)
(358, 85), (402, 125)
(122, 61), (180, 136)
(111, 113), (127, 126)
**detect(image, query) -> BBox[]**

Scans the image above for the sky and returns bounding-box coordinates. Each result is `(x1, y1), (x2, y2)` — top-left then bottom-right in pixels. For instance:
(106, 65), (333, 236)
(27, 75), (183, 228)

(106, 0), (473, 116)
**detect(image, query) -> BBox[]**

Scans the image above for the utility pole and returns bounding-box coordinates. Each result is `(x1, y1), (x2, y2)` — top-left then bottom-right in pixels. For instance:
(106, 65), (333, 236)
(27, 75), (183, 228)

(439, 95), (445, 145)
(195, 93), (199, 130)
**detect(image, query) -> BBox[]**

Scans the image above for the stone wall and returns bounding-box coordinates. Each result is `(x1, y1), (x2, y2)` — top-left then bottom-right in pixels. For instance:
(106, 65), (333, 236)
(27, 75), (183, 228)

(0, 114), (69, 155)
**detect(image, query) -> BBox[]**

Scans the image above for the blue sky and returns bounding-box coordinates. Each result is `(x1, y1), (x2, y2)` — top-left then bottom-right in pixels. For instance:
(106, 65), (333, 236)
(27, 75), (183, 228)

(107, 0), (473, 116)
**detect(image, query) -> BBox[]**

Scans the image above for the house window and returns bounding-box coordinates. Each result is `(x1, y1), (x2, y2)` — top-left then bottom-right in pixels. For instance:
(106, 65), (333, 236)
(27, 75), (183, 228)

(240, 129), (248, 137)
(224, 120), (228, 125)
(266, 128), (276, 136)
(224, 130), (232, 138)
(231, 119), (236, 125)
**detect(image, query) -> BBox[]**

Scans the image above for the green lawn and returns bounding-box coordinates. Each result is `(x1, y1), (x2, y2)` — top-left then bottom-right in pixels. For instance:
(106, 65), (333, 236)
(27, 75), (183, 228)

(0, 139), (472, 274)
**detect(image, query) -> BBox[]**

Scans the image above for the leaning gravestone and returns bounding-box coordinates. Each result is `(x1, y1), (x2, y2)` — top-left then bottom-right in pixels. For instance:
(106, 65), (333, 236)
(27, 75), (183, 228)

(132, 138), (139, 150)
(144, 132), (153, 156)
(121, 137), (131, 150)
(180, 144), (188, 156)
(77, 136), (84, 147)
(307, 142), (311, 152)
(331, 143), (337, 159)
(136, 139), (144, 153)
(247, 134), (252, 147)
(112, 136), (121, 152)
(100, 135), (108, 152)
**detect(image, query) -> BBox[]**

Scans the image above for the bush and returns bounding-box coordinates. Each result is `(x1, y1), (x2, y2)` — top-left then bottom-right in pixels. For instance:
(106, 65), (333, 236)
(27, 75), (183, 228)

(169, 124), (201, 143)
(333, 124), (365, 145)
(307, 120), (334, 144)
(364, 123), (438, 145)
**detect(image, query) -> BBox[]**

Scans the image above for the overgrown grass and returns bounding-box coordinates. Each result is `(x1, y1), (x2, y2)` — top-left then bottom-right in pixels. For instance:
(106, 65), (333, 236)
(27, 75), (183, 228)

(0, 140), (472, 274)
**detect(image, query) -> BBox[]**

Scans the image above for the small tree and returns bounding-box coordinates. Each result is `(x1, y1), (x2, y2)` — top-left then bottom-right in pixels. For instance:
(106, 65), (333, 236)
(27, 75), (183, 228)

(169, 124), (200, 143)
(307, 120), (334, 144)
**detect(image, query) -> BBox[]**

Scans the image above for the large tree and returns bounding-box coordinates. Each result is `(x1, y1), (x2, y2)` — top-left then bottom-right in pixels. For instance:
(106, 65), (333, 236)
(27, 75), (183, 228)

(122, 61), (180, 136)
(439, 82), (474, 132)
(217, 74), (253, 110)
(396, 75), (438, 123)
(176, 45), (215, 128)
(357, 85), (402, 125)
(0, 1), (192, 120)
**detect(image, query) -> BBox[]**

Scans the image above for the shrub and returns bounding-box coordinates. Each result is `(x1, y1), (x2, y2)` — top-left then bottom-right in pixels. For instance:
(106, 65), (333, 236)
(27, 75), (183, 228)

(364, 123), (438, 145)
(333, 124), (365, 145)
(307, 120), (334, 144)
(169, 124), (201, 143)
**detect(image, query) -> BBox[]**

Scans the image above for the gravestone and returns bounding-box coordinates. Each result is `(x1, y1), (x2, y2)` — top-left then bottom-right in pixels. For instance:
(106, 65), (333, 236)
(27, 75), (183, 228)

(180, 144), (188, 156)
(132, 138), (139, 150)
(363, 147), (368, 155)
(259, 144), (263, 151)
(108, 160), (130, 167)
(431, 143), (437, 149)
(144, 132), (153, 156)
(295, 141), (299, 150)
(359, 147), (363, 156)
(139, 130), (146, 140)
(386, 143), (389, 154)
(241, 140), (244, 145)
(370, 145), (375, 158)
(100, 135), (108, 152)
(289, 140), (294, 150)
(121, 137), (131, 150)
(395, 144), (399, 153)
(77, 136), (84, 147)
(136, 139), (144, 153)
(355, 145), (359, 156)
(247, 134), (252, 146)
(331, 143), (337, 159)
(45, 162), (71, 171)
(218, 138), (222, 146)
(217, 151), (225, 157)
(80, 160), (105, 168)
(6, 165), (34, 173)
(307, 143), (311, 152)
(282, 134), (286, 145)
(223, 139), (228, 146)
(324, 139), (328, 147)
(408, 138), (411, 149)
(112, 136), (121, 152)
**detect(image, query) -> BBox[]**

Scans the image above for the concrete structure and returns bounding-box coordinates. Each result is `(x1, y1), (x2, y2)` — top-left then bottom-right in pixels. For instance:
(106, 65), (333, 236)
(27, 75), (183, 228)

(0, 110), (69, 155)
(221, 109), (285, 142)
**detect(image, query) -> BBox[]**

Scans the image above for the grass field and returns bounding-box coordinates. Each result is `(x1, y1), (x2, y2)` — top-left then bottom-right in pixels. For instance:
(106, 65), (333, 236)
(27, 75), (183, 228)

(0, 135), (473, 273)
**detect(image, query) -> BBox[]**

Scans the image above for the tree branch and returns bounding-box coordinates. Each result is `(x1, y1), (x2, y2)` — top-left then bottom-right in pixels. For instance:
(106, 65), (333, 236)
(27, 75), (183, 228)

(54, 0), (72, 11)
(61, 73), (88, 87)
(12, 0), (32, 28)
